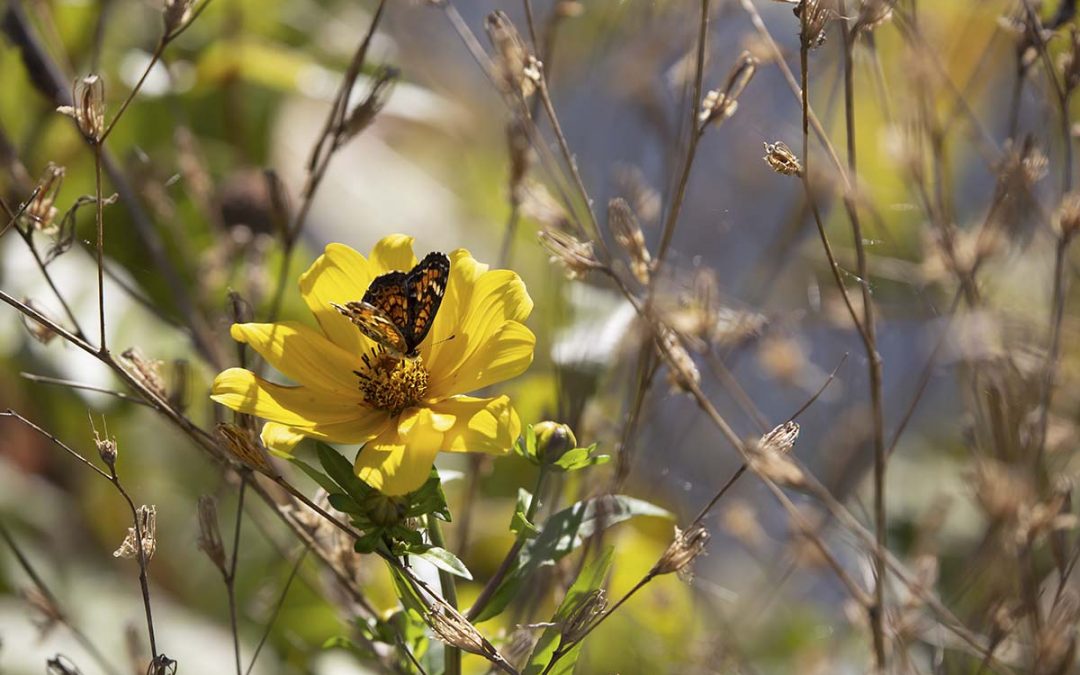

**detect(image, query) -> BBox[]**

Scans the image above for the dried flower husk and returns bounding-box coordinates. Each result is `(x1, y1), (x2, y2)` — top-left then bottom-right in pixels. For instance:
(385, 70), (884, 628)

(114, 505), (157, 561)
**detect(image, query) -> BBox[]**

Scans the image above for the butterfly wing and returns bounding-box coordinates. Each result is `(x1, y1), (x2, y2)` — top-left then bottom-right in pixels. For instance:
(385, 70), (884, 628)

(405, 252), (450, 354)
(333, 270), (411, 358)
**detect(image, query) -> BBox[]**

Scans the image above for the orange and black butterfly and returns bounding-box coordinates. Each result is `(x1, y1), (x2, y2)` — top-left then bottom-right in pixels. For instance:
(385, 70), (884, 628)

(333, 252), (450, 359)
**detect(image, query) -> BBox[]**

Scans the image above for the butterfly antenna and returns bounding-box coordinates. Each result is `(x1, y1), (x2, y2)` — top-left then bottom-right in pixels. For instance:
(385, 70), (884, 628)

(431, 334), (456, 346)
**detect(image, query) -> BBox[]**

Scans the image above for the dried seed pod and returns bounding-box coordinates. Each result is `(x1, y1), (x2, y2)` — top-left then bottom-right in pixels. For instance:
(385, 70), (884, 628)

(20, 299), (59, 344)
(652, 524), (710, 578)
(485, 11), (538, 99)
(746, 421), (803, 487)
(25, 163), (65, 233)
(162, 0), (195, 37)
(120, 348), (167, 400)
(196, 496), (227, 574)
(795, 0), (831, 50)
(57, 76), (105, 142)
(763, 141), (802, 177)
(607, 198), (652, 284)
(114, 505), (157, 561)
(657, 323), (700, 393)
(699, 51), (757, 128)
(538, 228), (599, 279)
(560, 588), (607, 644)
(340, 66), (397, 141)
(216, 423), (274, 474)
(427, 605), (504, 661)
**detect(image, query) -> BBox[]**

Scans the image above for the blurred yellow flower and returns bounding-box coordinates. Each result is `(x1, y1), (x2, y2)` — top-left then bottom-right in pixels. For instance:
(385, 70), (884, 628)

(211, 235), (535, 495)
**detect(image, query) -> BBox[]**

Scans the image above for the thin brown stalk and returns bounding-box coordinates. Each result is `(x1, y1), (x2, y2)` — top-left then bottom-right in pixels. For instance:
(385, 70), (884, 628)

(226, 478), (248, 675)
(106, 463), (160, 659)
(244, 545), (308, 675)
(93, 146), (106, 353)
(20, 372), (153, 406)
(265, 0), (387, 325)
(654, 0), (710, 265)
(837, 4), (887, 669)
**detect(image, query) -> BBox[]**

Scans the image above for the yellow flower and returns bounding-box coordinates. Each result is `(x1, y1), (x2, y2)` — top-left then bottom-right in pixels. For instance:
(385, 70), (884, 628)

(211, 235), (535, 495)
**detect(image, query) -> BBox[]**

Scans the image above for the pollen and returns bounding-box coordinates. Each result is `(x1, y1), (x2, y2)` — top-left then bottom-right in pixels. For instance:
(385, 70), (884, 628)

(356, 348), (428, 415)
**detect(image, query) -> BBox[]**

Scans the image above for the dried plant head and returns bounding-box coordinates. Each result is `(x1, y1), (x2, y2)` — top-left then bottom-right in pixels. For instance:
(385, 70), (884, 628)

(1055, 191), (1080, 241)
(657, 323), (700, 393)
(560, 588), (607, 644)
(746, 421), (804, 487)
(26, 163), (65, 234)
(340, 66), (397, 142)
(120, 347), (168, 400)
(607, 198), (652, 284)
(538, 227), (600, 279)
(427, 605), (505, 661)
(196, 495), (227, 574)
(969, 459), (1031, 524)
(57, 75), (105, 143)
(216, 423), (274, 475)
(763, 141), (802, 177)
(919, 227), (1003, 286)
(852, 0), (893, 35)
(114, 505), (157, 562)
(162, 0), (195, 37)
(991, 137), (1048, 246)
(794, 0), (832, 50)
(89, 414), (118, 469)
(1034, 589), (1080, 675)
(652, 523), (710, 579)
(699, 51), (757, 128)
(485, 11), (539, 99)
(20, 299), (59, 345)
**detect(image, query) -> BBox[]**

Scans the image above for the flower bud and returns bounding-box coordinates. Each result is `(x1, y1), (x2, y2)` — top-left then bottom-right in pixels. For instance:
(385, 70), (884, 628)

(534, 421), (577, 464)
(362, 492), (408, 527)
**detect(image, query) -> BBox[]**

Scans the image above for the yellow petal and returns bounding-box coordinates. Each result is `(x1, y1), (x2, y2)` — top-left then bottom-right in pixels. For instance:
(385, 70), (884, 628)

(354, 407), (445, 495)
(230, 322), (360, 394)
(369, 234), (418, 274)
(298, 243), (377, 354)
(423, 251), (534, 390)
(428, 395), (519, 454)
(429, 321), (535, 397)
(211, 368), (363, 426)
(260, 416), (390, 455)
(260, 422), (306, 453)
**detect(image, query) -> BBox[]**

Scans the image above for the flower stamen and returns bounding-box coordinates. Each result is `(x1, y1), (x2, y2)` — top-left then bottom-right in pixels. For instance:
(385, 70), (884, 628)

(355, 348), (428, 415)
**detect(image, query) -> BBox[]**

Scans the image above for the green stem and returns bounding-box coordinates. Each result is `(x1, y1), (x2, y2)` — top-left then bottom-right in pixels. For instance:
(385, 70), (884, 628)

(427, 515), (460, 675)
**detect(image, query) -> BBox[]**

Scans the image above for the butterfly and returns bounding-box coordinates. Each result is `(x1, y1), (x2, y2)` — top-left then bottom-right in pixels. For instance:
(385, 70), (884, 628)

(332, 251), (450, 359)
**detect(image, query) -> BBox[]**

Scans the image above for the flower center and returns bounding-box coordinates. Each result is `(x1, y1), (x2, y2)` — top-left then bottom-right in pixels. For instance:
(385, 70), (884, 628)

(356, 348), (428, 416)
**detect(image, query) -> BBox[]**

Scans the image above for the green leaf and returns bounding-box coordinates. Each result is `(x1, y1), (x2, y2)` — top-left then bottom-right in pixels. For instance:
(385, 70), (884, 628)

(406, 544), (473, 580)
(551, 444), (610, 472)
(405, 467), (451, 521)
(315, 442), (373, 500)
(471, 495), (671, 622)
(352, 529), (385, 554)
(287, 455), (341, 496)
(514, 424), (539, 464)
(524, 547), (614, 675)
(510, 488), (540, 539)
(322, 635), (377, 660)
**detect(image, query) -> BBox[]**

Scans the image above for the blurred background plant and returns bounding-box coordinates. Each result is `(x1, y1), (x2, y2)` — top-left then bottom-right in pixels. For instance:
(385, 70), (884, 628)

(2, 0), (1080, 672)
